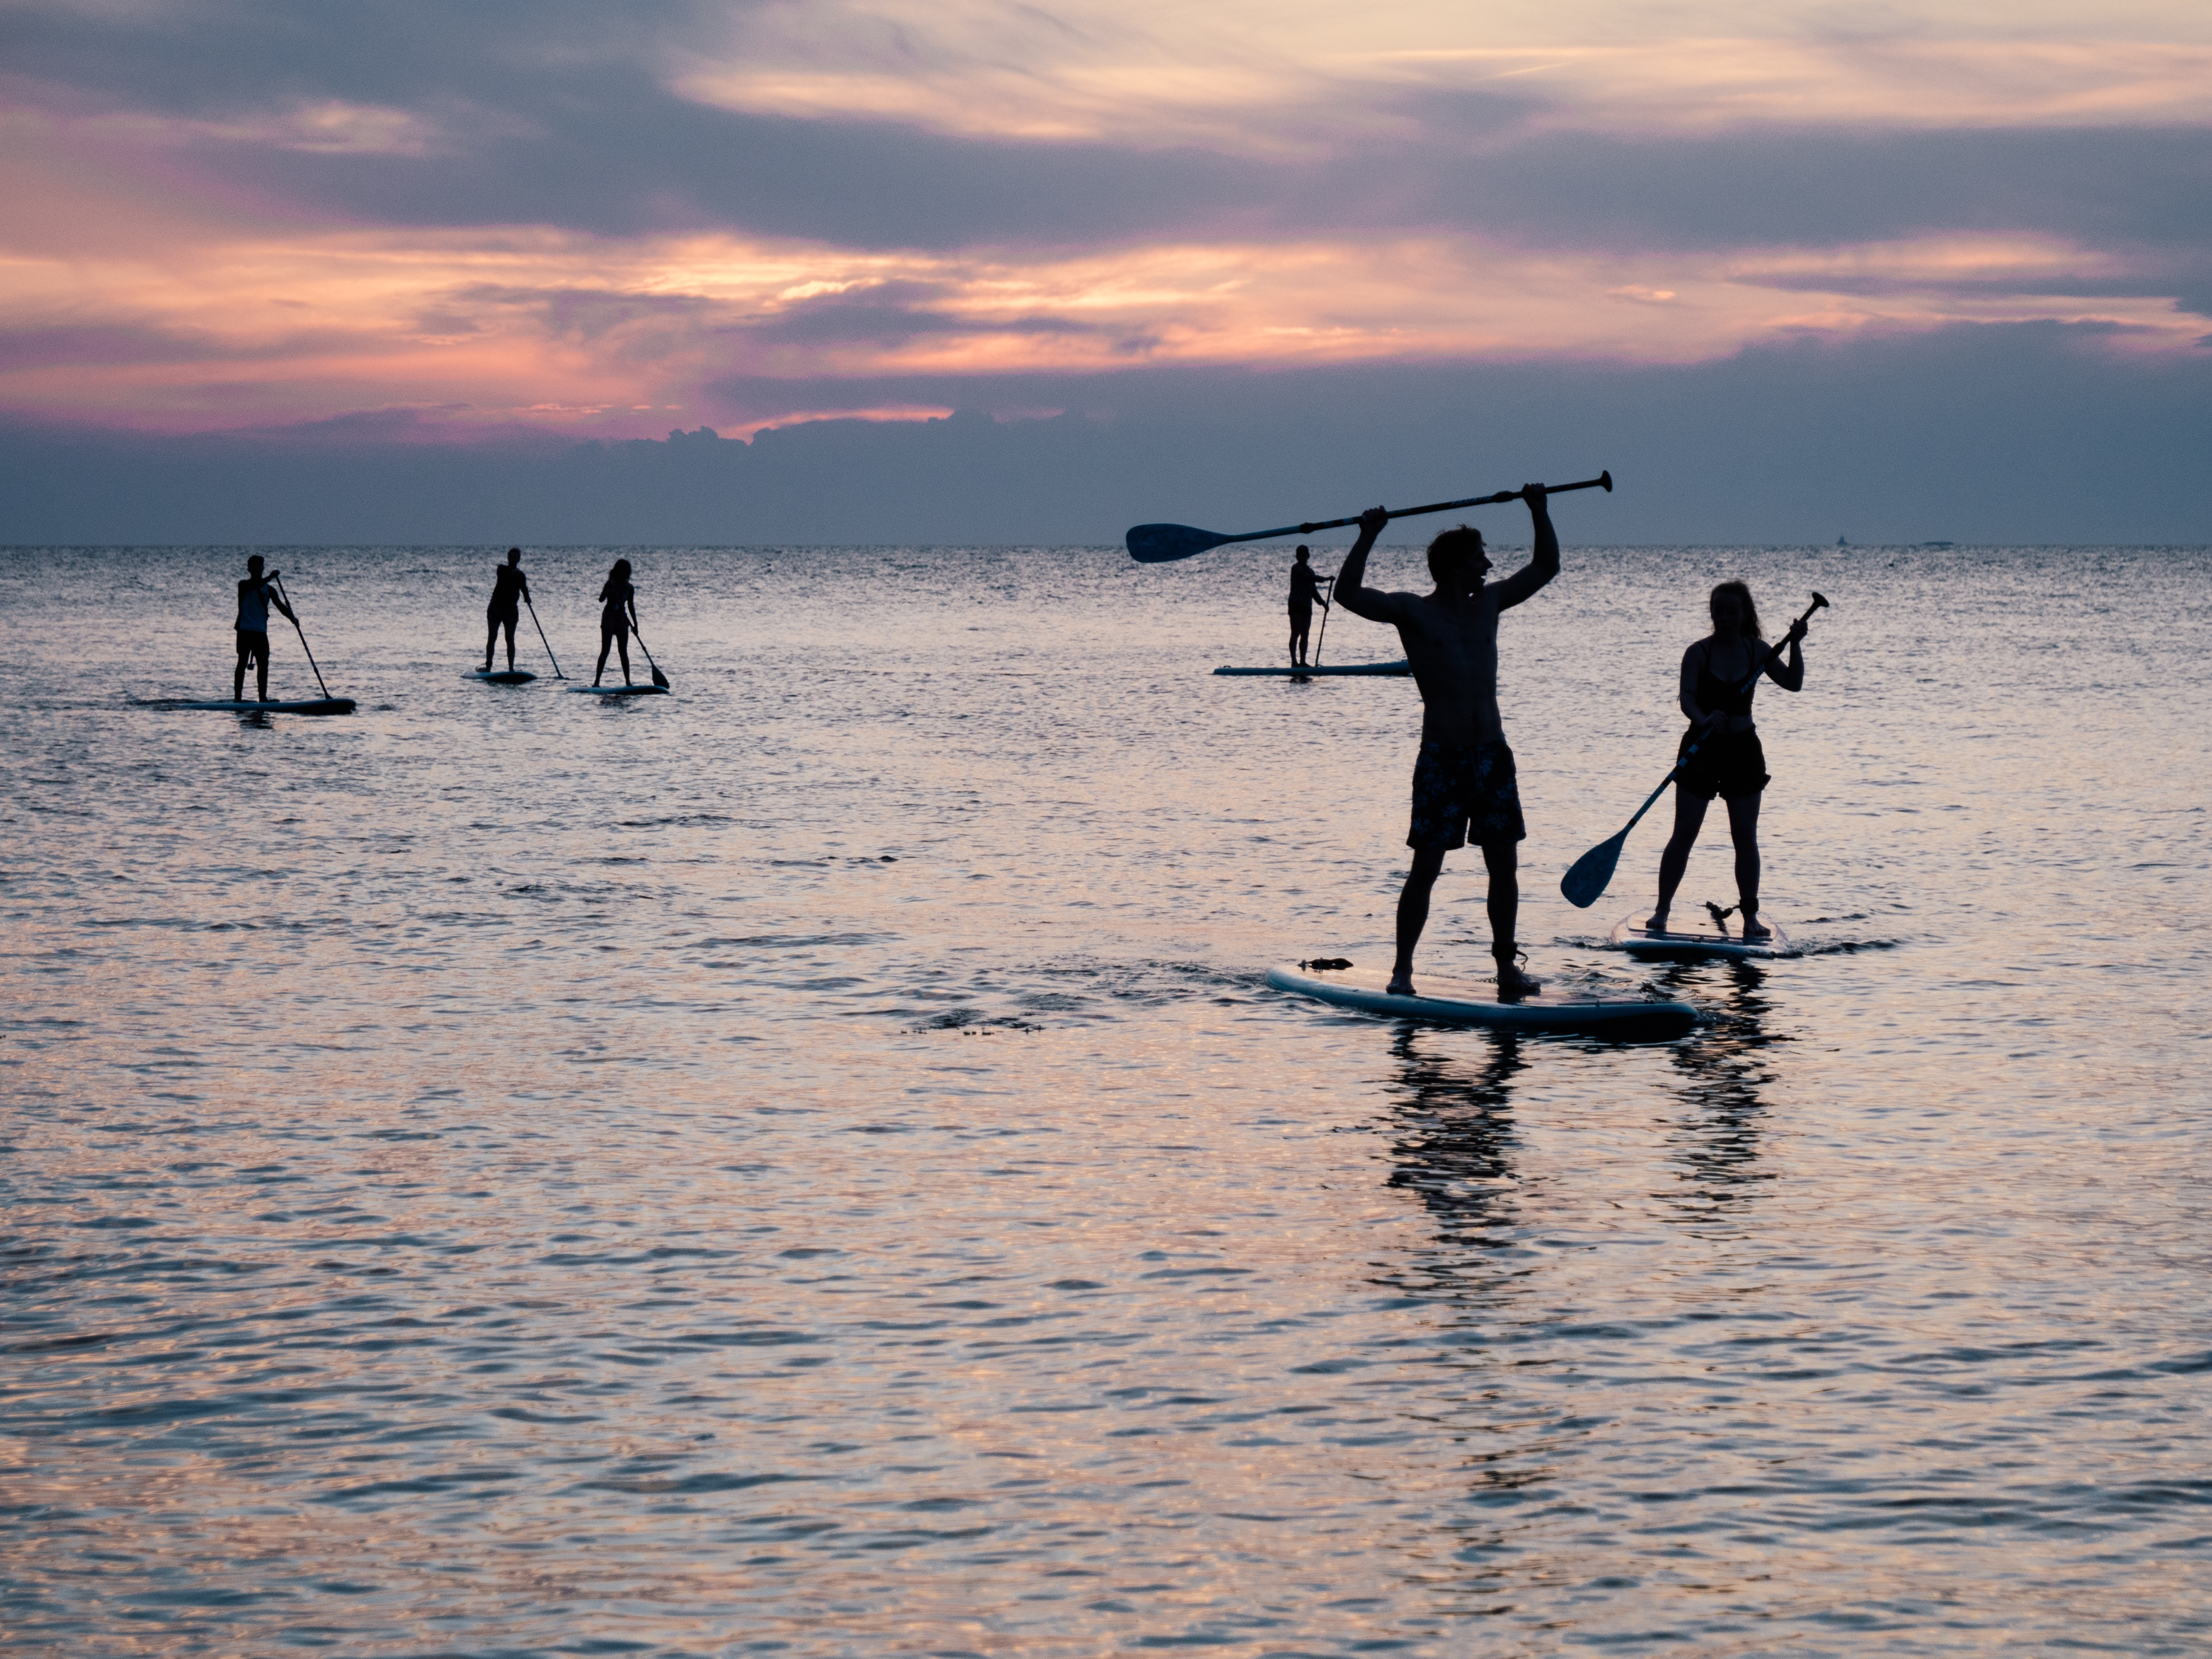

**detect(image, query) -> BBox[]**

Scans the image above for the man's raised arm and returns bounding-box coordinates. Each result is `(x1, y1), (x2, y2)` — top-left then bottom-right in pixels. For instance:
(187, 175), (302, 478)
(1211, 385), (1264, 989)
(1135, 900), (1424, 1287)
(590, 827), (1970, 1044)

(1490, 485), (1558, 611)
(1329, 506), (1400, 622)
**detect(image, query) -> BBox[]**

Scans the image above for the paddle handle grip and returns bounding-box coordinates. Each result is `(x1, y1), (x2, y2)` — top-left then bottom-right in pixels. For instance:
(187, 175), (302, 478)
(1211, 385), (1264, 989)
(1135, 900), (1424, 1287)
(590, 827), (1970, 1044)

(1292, 471), (1612, 537)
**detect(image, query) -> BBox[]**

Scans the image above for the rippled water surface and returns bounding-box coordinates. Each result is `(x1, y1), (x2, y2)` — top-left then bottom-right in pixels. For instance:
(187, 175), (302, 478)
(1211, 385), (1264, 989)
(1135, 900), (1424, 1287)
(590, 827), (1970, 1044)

(4, 541), (2209, 1656)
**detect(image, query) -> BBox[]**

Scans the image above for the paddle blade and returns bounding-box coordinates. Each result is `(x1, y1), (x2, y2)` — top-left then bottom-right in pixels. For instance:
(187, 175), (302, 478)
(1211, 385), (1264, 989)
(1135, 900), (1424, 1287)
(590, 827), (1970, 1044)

(1560, 829), (1628, 909)
(650, 664), (670, 689)
(1127, 523), (1234, 563)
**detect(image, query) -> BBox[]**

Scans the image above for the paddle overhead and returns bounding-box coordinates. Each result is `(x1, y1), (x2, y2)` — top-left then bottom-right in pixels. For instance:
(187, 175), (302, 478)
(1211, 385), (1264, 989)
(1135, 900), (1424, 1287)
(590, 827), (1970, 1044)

(1126, 471), (1610, 563)
(1560, 592), (1828, 909)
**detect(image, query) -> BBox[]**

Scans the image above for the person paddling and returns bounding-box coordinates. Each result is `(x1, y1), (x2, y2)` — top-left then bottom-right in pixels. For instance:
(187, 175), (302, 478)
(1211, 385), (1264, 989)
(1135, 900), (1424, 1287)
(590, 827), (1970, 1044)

(1333, 487), (1558, 1000)
(233, 555), (295, 702)
(1288, 545), (1330, 667)
(1644, 581), (1807, 940)
(483, 548), (532, 672)
(593, 558), (639, 687)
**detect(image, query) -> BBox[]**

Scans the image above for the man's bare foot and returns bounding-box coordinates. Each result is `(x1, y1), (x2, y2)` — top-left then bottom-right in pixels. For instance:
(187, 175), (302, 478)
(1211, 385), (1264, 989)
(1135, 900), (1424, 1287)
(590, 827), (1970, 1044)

(1644, 909), (1671, 934)
(1740, 914), (1772, 940)
(1386, 973), (1416, 997)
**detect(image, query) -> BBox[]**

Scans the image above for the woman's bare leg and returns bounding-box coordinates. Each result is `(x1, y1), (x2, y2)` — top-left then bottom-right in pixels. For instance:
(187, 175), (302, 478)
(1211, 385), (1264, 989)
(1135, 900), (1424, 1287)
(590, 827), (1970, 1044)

(1648, 787), (1710, 930)
(1726, 792), (1766, 935)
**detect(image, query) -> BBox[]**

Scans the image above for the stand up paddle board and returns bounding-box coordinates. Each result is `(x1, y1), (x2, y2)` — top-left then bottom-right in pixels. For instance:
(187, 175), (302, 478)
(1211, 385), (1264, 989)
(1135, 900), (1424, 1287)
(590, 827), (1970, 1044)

(1608, 914), (1788, 961)
(1267, 961), (1696, 1038)
(157, 697), (356, 716)
(466, 668), (537, 684)
(1215, 661), (1409, 676)
(568, 683), (669, 697)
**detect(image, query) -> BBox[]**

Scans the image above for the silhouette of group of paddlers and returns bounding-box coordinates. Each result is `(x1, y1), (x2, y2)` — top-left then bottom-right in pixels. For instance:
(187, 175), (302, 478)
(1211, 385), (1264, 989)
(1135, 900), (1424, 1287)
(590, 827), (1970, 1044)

(474, 548), (647, 686)
(227, 499), (1816, 1004)
(232, 548), (654, 692)
(1281, 486), (1809, 999)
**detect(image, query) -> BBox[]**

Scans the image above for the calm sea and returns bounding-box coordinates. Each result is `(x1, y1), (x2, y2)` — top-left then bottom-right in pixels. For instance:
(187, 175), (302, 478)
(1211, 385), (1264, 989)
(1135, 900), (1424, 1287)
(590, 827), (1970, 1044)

(3, 541), (2208, 1657)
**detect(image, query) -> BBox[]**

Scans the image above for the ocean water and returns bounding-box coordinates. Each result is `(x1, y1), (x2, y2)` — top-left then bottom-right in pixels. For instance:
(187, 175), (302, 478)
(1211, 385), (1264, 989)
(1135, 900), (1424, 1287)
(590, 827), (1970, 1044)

(3, 540), (2208, 1657)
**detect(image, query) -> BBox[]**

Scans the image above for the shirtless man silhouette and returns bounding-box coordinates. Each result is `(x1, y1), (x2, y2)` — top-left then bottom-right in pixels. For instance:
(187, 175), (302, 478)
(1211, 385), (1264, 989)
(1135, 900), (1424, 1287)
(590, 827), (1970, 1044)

(1332, 487), (1557, 1000)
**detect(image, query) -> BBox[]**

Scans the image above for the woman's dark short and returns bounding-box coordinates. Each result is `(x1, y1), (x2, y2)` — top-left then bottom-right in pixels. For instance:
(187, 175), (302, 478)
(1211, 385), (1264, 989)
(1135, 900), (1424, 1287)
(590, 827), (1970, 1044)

(1677, 725), (1770, 802)
(1408, 740), (1525, 849)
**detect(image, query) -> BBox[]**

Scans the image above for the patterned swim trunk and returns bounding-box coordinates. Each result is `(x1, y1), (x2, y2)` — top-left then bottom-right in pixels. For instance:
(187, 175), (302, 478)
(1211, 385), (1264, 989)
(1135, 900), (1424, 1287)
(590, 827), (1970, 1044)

(1407, 740), (1526, 850)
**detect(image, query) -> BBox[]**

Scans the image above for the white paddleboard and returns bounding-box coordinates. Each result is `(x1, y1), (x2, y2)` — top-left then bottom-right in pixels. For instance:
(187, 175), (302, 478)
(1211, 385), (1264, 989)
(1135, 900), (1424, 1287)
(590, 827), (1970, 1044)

(465, 668), (537, 684)
(1214, 661), (1409, 676)
(159, 697), (356, 716)
(1267, 961), (1696, 1037)
(1608, 914), (1788, 960)
(568, 682), (669, 697)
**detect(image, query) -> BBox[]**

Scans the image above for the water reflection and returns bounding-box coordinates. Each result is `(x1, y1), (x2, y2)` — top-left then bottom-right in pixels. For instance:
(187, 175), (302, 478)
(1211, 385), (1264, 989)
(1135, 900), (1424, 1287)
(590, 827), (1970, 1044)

(1651, 960), (1784, 1220)
(1380, 1029), (1527, 1259)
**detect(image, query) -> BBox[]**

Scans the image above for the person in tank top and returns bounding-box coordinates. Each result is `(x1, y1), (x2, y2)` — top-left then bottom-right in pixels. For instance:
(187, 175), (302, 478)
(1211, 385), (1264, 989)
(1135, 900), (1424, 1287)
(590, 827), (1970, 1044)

(1645, 580), (1807, 940)
(594, 558), (638, 687)
(233, 554), (295, 702)
(483, 548), (532, 672)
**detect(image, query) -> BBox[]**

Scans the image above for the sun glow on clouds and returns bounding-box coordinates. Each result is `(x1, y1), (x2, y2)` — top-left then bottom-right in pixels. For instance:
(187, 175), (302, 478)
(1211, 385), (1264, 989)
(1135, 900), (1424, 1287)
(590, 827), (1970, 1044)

(686, 0), (2212, 142)
(2, 0), (2208, 436)
(4, 217), (2194, 434)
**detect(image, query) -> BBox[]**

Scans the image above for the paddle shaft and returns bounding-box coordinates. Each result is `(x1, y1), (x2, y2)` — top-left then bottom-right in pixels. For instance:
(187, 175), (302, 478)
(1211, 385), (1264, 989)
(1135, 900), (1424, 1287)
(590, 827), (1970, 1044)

(630, 615), (670, 688)
(525, 595), (566, 677)
(273, 575), (334, 700)
(1612, 594), (1828, 840)
(1312, 573), (1336, 668)
(1240, 472), (1611, 550)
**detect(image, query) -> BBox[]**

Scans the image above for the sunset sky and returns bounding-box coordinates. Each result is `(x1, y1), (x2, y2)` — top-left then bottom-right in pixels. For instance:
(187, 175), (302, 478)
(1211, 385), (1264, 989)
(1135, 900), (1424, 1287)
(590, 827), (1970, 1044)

(4, 0), (2209, 539)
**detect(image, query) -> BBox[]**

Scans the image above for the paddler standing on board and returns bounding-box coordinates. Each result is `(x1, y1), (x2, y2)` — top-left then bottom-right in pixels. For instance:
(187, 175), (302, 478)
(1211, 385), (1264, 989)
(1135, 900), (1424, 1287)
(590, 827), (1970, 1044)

(483, 547), (532, 673)
(1333, 486), (1557, 1000)
(234, 554), (294, 703)
(1644, 581), (1807, 940)
(1288, 545), (1329, 667)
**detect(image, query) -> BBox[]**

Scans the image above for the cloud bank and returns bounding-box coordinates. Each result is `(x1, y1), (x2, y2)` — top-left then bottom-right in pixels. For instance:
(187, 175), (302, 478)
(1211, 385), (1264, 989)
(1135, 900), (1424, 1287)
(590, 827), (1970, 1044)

(1, 0), (2206, 537)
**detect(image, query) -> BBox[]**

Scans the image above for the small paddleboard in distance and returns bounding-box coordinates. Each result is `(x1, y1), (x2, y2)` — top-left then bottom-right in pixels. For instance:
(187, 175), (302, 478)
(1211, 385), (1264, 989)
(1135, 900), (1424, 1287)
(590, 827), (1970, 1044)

(465, 668), (537, 684)
(1608, 914), (1788, 960)
(568, 682), (669, 697)
(1215, 661), (1409, 676)
(158, 697), (356, 716)
(1267, 961), (1696, 1038)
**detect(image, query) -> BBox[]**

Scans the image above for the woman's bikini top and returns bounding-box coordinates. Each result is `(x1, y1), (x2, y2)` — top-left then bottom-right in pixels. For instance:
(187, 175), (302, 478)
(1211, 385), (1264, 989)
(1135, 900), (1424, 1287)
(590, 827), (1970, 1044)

(1693, 639), (1767, 719)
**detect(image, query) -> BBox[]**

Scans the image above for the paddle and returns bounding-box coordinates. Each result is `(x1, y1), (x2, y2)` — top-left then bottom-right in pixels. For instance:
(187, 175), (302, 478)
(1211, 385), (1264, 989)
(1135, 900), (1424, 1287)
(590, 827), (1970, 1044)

(630, 616), (672, 690)
(524, 594), (566, 678)
(1559, 592), (1829, 910)
(1312, 572), (1336, 669)
(1126, 471), (1611, 563)
(273, 573), (337, 701)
